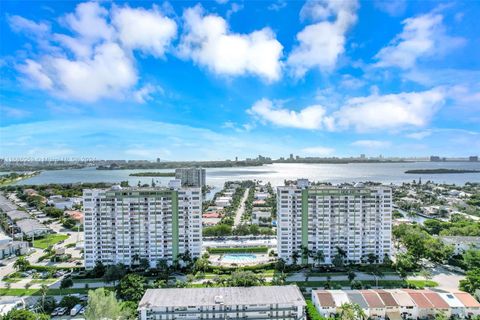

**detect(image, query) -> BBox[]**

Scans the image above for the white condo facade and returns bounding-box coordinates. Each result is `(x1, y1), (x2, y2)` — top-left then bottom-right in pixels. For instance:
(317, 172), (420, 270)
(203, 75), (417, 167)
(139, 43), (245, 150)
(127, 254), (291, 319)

(83, 186), (202, 269)
(277, 180), (392, 265)
(175, 168), (206, 188)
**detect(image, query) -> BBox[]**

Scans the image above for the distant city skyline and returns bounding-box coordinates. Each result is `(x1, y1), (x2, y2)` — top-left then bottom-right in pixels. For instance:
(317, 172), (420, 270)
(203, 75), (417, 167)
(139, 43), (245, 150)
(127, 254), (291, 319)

(1, 1), (479, 159)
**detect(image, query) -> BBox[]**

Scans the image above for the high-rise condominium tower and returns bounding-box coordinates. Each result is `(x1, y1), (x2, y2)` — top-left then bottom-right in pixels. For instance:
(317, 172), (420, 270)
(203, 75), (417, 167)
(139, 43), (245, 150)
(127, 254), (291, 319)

(277, 180), (392, 265)
(83, 185), (201, 269)
(175, 168), (206, 188)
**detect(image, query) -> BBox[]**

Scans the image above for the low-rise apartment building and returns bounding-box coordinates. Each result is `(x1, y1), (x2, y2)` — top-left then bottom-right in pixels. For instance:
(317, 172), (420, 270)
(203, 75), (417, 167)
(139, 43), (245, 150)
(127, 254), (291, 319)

(138, 286), (306, 320)
(312, 289), (480, 319)
(277, 180), (392, 265)
(83, 185), (202, 269)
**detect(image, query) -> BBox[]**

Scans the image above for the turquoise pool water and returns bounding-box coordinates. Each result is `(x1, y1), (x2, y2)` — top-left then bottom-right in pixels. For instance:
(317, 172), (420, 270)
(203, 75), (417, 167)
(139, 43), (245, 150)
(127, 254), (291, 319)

(221, 253), (257, 263)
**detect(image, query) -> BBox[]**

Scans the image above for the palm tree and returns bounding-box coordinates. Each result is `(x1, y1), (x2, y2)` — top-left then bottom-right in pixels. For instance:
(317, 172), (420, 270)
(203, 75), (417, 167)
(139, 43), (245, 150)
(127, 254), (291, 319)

(40, 284), (49, 312)
(291, 251), (300, 265)
(313, 250), (325, 267)
(338, 303), (367, 320)
(301, 246), (311, 266)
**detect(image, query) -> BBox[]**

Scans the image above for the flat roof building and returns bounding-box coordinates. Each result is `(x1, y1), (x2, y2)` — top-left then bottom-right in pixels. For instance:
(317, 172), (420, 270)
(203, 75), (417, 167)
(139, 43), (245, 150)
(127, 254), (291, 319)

(15, 219), (50, 237)
(138, 285), (306, 320)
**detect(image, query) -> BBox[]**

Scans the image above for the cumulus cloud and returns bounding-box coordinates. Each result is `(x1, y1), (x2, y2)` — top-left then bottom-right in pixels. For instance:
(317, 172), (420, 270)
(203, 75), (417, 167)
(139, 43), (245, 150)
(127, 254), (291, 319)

(112, 5), (177, 57)
(247, 98), (333, 130)
(335, 88), (445, 131)
(287, 0), (358, 77)
(10, 2), (180, 102)
(374, 12), (465, 69)
(19, 43), (137, 102)
(249, 88), (445, 132)
(302, 146), (335, 156)
(351, 140), (391, 148)
(178, 5), (283, 81)
(63, 2), (113, 41)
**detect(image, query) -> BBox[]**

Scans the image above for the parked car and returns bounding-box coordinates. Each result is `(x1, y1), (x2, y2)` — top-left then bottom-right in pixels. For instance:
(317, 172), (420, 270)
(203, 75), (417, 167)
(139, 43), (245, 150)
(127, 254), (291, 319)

(70, 304), (83, 316)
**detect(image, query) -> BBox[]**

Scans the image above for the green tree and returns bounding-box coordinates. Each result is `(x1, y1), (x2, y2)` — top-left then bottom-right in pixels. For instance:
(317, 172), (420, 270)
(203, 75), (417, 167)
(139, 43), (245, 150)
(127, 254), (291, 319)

(103, 264), (127, 284)
(1, 309), (49, 320)
(39, 284), (49, 313)
(13, 256), (30, 271)
(460, 268), (480, 294)
(347, 270), (356, 282)
(313, 250), (325, 267)
(117, 274), (148, 303)
(275, 258), (286, 272)
(60, 277), (73, 289)
(291, 251), (300, 265)
(193, 256), (211, 273)
(91, 260), (106, 277)
(85, 288), (125, 320)
(464, 249), (480, 269)
(338, 303), (367, 320)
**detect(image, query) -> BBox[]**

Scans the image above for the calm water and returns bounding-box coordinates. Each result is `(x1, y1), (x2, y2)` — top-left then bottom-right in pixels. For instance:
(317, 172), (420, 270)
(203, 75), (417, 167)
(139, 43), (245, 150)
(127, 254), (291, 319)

(13, 162), (480, 188)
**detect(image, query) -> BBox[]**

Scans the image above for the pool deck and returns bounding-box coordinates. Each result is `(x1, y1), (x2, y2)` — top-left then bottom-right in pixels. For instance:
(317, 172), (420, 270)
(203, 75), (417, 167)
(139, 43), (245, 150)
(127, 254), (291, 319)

(209, 253), (275, 267)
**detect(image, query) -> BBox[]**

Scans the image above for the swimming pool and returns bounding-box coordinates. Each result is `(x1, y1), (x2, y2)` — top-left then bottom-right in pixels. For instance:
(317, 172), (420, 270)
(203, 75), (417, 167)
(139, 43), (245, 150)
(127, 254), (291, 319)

(221, 253), (257, 263)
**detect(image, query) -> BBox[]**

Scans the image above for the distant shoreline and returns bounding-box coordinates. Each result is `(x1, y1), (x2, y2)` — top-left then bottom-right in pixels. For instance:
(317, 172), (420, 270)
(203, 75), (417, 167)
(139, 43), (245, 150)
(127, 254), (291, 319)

(405, 169), (480, 174)
(129, 172), (175, 177)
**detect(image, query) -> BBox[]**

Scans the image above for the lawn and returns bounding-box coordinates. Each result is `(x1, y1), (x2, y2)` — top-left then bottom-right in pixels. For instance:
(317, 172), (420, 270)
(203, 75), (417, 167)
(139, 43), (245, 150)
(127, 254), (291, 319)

(406, 280), (439, 288)
(286, 279), (439, 289)
(0, 288), (106, 296)
(30, 278), (58, 284)
(32, 234), (69, 249)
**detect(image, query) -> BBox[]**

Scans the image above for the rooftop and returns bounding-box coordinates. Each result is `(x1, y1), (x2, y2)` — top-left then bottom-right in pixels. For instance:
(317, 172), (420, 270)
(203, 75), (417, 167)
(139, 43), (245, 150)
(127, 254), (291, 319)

(138, 286), (305, 309)
(15, 219), (50, 234)
(5, 210), (31, 221)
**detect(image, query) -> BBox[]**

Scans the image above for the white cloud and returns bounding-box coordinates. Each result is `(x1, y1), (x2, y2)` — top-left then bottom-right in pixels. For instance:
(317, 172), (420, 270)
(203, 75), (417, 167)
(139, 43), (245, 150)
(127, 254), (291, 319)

(335, 88), (445, 131)
(374, 12), (465, 69)
(18, 59), (53, 89)
(112, 5), (177, 57)
(133, 84), (162, 103)
(406, 131), (431, 139)
(247, 98), (332, 130)
(302, 146), (335, 156)
(178, 5), (283, 81)
(226, 3), (244, 18)
(374, 0), (407, 16)
(250, 88), (445, 132)
(351, 140), (391, 148)
(287, 0), (358, 77)
(63, 2), (113, 41)
(268, 0), (287, 11)
(0, 106), (31, 119)
(20, 43), (137, 102)
(8, 15), (50, 35)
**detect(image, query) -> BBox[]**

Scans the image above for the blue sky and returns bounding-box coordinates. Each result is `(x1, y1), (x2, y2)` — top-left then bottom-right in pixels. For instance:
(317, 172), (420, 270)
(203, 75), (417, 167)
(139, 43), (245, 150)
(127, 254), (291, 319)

(1, 0), (479, 160)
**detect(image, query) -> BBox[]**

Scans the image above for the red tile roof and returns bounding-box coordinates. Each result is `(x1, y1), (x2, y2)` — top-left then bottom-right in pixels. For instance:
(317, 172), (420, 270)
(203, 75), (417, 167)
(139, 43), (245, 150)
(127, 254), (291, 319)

(454, 292), (480, 308)
(360, 290), (385, 308)
(316, 291), (336, 307)
(375, 290), (399, 307)
(403, 290), (433, 308)
(423, 292), (449, 309)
